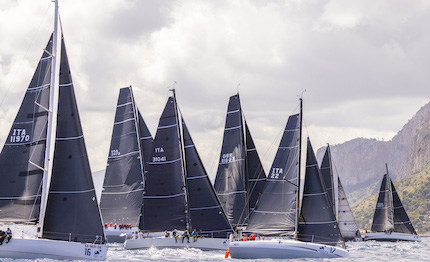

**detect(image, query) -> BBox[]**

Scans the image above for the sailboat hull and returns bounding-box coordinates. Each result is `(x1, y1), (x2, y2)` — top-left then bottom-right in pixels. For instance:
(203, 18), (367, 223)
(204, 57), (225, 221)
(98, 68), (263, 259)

(364, 232), (421, 242)
(105, 227), (137, 243)
(124, 236), (230, 251)
(0, 238), (107, 260)
(228, 239), (349, 259)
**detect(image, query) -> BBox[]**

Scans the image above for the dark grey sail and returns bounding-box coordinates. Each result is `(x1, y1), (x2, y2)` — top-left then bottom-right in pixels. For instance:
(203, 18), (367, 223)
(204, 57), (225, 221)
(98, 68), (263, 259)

(140, 96), (188, 232)
(298, 139), (344, 248)
(245, 122), (266, 210)
(182, 118), (233, 238)
(0, 36), (53, 223)
(100, 86), (147, 226)
(371, 174), (394, 232)
(42, 37), (105, 243)
(246, 114), (300, 236)
(214, 94), (246, 226)
(338, 177), (360, 240)
(320, 145), (335, 213)
(137, 110), (153, 172)
(391, 181), (417, 235)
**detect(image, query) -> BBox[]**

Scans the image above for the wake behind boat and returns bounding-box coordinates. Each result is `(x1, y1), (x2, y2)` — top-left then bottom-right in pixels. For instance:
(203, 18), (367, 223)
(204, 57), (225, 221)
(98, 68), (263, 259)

(0, 1), (107, 260)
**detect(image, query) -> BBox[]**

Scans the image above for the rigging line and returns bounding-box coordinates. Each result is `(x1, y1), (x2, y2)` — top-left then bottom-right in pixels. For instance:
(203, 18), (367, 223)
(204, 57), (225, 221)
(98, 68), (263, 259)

(0, 2), (53, 108)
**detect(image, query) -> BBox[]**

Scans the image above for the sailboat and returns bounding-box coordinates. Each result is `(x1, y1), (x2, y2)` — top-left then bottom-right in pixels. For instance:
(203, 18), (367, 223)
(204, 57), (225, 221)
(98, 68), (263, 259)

(320, 145), (361, 241)
(99, 86), (153, 243)
(228, 99), (348, 259)
(0, 1), (107, 260)
(364, 164), (421, 242)
(214, 94), (266, 227)
(124, 91), (233, 250)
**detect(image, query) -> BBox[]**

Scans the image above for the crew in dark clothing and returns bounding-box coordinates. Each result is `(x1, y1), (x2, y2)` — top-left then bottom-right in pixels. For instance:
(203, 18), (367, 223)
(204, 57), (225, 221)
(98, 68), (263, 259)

(5, 228), (12, 243)
(0, 230), (6, 245)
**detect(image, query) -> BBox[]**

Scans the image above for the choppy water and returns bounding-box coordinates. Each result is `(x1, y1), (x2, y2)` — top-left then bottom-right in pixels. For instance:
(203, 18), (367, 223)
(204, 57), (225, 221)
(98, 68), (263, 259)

(1, 237), (429, 262)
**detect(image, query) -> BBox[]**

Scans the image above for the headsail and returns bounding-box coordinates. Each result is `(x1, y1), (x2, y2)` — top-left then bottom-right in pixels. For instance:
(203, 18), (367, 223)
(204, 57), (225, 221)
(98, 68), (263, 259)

(320, 145), (335, 213)
(42, 36), (105, 243)
(371, 173), (394, 232)
(298, 139), (344, 247)
(391, 180), (417, 235)
(140, 96), (188, 232)
(100, 86), (149, 226)
(182, 118), (233, 238)
(245, 114), (300, 236)
(244, 122), (266, 210)
(214, 94), (247, 226)
(0, 36), (53, 223)
(337, 177), (360, 240)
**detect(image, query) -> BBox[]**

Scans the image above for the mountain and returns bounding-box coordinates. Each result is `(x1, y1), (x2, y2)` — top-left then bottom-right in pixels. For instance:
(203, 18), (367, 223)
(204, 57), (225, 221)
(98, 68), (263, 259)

(317, 101), (430, 204)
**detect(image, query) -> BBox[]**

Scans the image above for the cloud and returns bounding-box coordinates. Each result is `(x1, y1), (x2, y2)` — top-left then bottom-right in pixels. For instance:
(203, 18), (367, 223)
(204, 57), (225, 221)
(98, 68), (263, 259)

(1, 0), (430, 175)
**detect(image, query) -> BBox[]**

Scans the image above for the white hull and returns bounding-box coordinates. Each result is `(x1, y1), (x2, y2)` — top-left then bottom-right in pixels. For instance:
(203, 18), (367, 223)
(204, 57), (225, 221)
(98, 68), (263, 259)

(228, 239), (349, 259)
(364, 232), (421, 242)
(105, 227), (137, 243)
(124, 236), (229, 251)
(0, 238), (107, 260)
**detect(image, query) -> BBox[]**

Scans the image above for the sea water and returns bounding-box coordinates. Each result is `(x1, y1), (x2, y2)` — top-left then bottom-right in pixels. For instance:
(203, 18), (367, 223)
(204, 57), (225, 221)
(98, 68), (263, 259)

(0, 237), (428, 261)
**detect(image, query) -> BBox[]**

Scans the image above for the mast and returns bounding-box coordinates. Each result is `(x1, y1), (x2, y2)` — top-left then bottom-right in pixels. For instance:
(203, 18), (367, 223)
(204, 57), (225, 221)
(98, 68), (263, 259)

(38, 0), (61, 237)
(171, 89), (192, 233)
(295, 97), (303, 240)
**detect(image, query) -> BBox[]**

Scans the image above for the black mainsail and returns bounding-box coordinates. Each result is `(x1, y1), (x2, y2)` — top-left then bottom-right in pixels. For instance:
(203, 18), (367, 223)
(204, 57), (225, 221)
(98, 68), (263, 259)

(214, 95), (247, 226)
(371, 173), (394, 232)
(214, 94), (266, 226)
(141, 96), (188, 232)
(182, 118), (233, 238)
(298, 139), (344, 247)
(245, 114), (300, 236)
(41, 36), (105, 243)
(0, 36), (52, 223)
(100, 86), (151, 226)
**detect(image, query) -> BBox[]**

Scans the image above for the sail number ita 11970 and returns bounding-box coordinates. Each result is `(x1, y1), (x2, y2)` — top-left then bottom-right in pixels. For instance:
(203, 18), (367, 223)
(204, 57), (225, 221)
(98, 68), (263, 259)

(10, 128), (30, 143)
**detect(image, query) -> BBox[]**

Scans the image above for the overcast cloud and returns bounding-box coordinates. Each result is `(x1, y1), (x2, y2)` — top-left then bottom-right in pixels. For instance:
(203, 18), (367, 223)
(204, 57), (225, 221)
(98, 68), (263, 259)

(1, 0), (429, 178)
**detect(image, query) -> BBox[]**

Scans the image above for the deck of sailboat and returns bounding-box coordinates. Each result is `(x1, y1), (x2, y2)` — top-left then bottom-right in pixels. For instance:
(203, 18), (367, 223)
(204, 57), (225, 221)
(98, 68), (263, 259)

(124, 236), (230, 250)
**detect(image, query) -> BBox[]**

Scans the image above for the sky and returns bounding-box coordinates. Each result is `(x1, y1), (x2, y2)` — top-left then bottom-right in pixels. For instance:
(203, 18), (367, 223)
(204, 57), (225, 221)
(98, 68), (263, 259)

(1, 0), (430, 179)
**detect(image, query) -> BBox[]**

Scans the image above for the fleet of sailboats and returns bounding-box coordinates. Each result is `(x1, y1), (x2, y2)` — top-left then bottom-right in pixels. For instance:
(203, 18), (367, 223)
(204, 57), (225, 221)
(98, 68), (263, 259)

(364, 164), (421, 242)
(0, 1), (424, 261)
(124, 92), (234, 250)
(0, 0), (107, 260)
(228, 99), (349, 259)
